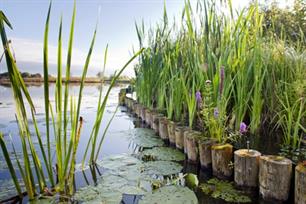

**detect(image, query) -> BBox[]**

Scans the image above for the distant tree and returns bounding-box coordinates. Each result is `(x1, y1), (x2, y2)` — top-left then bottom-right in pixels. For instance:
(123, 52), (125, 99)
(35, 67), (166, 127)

(258, 0), (306, 42)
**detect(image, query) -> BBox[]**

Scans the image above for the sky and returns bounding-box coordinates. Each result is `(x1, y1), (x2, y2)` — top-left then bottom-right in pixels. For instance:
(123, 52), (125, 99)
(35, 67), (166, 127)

(0, 0), (292, 77)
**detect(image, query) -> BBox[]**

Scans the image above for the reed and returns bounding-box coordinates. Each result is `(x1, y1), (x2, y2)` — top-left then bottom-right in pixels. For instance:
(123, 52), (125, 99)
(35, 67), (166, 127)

(134, 0), (305, 150)
(0, 1), (143, 200)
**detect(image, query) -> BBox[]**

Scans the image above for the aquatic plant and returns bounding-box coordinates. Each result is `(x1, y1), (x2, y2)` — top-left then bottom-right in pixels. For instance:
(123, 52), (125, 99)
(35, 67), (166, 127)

(199, 178), (252, 203)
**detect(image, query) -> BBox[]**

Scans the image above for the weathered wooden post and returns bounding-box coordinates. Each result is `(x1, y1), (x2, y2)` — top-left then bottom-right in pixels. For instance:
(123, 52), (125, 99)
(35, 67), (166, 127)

(174, 126), (186, 150)
(131, 99), (136, 113)
(199, 138), (216, 169)
(118, 89), (126, 106)
(140, 106), (146, 122)
(152, 113), (163, 135)
(183, 129), (193, 154)
(135, 103), (141, 117)
(211, 143), (233, 179)
(259, 155), (292, 201)
(295, 162), (306, 204)
(158, 117), (169, 140)
(145, 109), (151, 126)
(167, 120), (176, 145)
(186, 131), (201, 163)
(234, 149), (261, 188)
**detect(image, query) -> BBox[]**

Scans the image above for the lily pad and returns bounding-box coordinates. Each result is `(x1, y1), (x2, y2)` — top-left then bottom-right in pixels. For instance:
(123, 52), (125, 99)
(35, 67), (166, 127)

(75, 171), (147, 204)
(143, 161), (183, 176)
(139, 185), (198, 204)
(126, 128), (164, 148)
(139, 147), (185, 161)
(96, 153), (141, 171)
(199, 178), (252, 203)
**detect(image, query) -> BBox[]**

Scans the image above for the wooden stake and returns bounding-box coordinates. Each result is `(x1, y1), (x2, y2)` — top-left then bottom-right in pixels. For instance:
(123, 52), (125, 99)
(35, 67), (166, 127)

(234, 149), (261, 188)
(199, 138), (216, 169)
(259, 155), (292, 201)
(295, 162), (306, 204)
(211, 143), (233, 179)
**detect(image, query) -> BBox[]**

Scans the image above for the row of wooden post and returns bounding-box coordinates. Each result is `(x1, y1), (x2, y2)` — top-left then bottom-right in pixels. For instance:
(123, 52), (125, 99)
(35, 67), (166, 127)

(121, 93), (305, 204)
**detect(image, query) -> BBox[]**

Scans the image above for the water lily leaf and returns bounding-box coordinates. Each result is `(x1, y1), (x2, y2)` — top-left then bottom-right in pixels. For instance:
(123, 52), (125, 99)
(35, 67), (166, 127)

(139, 147), (185, 161)
(143, 161), (183, 176)
(126, 128), (164, 148)
(139, 185), (198, 204)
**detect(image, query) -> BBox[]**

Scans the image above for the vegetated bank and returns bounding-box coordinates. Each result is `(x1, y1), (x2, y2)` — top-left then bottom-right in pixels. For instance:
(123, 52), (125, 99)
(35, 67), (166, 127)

(132, 0), (305, 203)
(0, 72), (132, 85)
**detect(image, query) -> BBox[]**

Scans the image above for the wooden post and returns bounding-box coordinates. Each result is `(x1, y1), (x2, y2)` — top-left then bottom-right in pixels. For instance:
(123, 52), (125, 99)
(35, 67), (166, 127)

(145, 109), (151, 126)
(234, 149), (261, 188)
(186, 131), (201, 163)
(184, 129), (193, 154)
(167, 120), (176, 145)
(199, 138), (216, 169)
(175, 126), (186, 150)
(140, 106), (146, 122)
(259, 155), (292, 201)
(135, 103), (141, 117)
(130, 99), (136, 112)
(152, 113), (163, 135)
(211, 143), (233, 179)
(295, 162), (306, 204)
(125, 96), (130, 109)
(118, 89), (126, 106)
(158, 117), (169, 140)
(149, 110), (155, 128)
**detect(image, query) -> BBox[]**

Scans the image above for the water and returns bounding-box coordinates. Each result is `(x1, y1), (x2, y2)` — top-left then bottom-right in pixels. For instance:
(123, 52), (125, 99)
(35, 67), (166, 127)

(0, 84), (296, 203)
(0, 84), (136, 201)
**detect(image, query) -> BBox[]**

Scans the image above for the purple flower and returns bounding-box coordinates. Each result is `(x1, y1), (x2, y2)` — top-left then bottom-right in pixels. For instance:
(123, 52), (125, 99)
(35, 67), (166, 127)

(214, 108), (219, 118)
(195, 91), (202, 103)
(239, 122), (247, 134)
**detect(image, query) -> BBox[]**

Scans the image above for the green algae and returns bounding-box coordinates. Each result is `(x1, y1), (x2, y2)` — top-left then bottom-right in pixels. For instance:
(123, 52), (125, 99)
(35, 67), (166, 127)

(199, 178), (252, 203)
(139, 147), (185, 161)
(139, 185), (198, 204)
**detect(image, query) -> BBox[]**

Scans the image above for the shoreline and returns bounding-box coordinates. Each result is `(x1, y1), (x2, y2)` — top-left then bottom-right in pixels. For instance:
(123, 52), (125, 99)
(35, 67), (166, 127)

(0, 77), (131, 86)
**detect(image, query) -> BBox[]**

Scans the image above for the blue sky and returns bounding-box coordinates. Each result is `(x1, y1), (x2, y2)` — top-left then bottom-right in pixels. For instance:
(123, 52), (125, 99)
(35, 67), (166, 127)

(0, 0), (291, 77)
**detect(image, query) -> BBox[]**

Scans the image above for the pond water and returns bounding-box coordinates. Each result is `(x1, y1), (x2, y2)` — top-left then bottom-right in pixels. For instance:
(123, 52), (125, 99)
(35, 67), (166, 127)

(0, 84), (296, 203)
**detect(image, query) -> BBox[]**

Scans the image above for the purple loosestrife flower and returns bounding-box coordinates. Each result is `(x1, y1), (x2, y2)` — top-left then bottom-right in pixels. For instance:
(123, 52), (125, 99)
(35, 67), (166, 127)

(214, 108), (219, 118)
(239, 122), (247, 134)
(195, 91), (202, 103)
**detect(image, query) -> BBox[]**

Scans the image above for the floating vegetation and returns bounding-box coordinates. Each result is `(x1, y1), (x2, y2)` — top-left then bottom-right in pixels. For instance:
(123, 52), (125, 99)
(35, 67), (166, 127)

(139, 147), (185, 161)
(125, 128), (164, 148)
(139, 185), (198, 204)
(143, 161), (183, 176)
(75, 154), (185, 203)
(199, 178), (252, 203)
